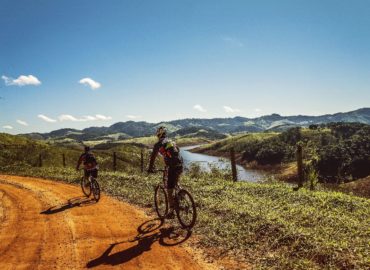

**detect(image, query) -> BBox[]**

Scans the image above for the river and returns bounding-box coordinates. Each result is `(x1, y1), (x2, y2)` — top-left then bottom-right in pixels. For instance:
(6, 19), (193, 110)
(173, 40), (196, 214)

(180, 145), (265, 182)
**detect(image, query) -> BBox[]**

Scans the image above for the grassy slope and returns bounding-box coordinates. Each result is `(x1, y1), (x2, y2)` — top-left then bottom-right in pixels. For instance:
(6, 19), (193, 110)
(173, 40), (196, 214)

(194, 132), (278, 161)
(337, 176), (370, 198)
(0, 133), (144, 171)
(1, 166), (369, 270)
(194, 132), (278, 155)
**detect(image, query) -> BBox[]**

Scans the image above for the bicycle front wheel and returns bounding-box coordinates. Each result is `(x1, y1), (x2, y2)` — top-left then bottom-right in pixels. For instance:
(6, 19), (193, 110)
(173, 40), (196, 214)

(154, 185), (168, 219)
(81, 177), (91, 197)
(175, 189), (197, 229)
(91, 179), (100, 202)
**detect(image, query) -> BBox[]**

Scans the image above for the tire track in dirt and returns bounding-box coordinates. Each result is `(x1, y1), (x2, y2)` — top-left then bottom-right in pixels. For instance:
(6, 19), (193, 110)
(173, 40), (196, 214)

(0, 175), (216, 270)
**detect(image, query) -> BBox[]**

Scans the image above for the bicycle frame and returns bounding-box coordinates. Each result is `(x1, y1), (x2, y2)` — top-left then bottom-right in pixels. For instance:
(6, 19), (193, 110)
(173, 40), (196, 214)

(153, 167), (196, 228)
(156, 167), (181, 192)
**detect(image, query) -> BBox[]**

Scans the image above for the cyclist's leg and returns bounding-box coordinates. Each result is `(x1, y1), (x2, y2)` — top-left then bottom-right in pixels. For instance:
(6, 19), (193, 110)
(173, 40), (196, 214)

(85, 169), (93, 183)
(91, 169), (98, 180)
(167, 166), (183, 212)
(84, 169), (89, 179)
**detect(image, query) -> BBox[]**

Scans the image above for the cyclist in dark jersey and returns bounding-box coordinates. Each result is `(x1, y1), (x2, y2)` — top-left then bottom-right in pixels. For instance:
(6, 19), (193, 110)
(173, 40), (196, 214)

(76, 146), (98, 179)
(148, 126), (183, 217)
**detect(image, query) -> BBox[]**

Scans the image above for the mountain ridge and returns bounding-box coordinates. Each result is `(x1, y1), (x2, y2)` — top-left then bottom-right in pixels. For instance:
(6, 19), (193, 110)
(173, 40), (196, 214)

(22, 107), (370, 141)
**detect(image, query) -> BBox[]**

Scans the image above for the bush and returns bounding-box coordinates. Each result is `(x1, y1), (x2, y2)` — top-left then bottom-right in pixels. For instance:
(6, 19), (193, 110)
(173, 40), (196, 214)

(254, 139), (289, 165)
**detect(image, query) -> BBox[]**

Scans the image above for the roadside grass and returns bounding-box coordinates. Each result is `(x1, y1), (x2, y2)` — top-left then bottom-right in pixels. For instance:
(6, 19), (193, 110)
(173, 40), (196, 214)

(1, 166), (369, 270)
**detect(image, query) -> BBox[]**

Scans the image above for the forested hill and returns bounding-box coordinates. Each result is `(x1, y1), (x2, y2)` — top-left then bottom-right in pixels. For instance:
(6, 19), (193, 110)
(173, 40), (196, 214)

(24, 107), (370, 141)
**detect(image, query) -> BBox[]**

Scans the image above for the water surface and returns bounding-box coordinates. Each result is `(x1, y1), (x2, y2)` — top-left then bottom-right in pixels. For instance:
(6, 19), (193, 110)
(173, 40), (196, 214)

(181, 145), (265, 182)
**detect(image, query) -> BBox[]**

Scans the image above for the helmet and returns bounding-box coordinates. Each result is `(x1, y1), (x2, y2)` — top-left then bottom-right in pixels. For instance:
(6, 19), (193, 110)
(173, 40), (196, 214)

(84, 146), (90, 152)
(156, 126), (167, 139)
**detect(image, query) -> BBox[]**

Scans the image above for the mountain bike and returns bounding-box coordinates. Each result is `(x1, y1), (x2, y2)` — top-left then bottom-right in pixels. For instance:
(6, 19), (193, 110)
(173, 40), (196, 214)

(80, 170), (101, 202)
(153, 168), (197, 229)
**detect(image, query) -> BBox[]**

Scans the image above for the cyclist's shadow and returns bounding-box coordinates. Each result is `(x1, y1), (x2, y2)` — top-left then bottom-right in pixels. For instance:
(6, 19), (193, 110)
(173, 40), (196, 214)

(40, 196), (96, 215)
(86, 218), (192, 268)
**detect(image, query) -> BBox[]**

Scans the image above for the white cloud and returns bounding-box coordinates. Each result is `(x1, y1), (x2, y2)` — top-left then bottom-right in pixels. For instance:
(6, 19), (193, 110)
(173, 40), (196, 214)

(16, 120), (29, 126)
(193, 104), (207, 112)
(83, 115), (97, 121)
(126, 115), (141, 119)
(222, 36), (244, 47)
(38, 114), (57, 123)
(2, 75), (41, 86)
(255, 108), (262, 112)
(95, 114), (112, 120)
(59, 114), (80, 122)
(58, 114), (112, 122)
(79, 77), (101, 90)
(223, 106), (241, 113)
(2, 125), (13, 129)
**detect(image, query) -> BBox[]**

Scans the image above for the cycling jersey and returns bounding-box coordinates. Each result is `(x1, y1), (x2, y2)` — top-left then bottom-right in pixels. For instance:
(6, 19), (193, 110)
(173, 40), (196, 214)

(76, 152), (98, 171)
(148, 137), (183, 189)
(148, 137), (183, 169)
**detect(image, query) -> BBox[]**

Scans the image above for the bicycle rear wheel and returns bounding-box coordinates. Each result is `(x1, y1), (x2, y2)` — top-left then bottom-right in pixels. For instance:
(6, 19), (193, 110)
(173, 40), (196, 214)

(154, 185), (168, 219)
(175, 189), (197, 229)
(81, 177), (91, 197)
(91, 179), (100, 202)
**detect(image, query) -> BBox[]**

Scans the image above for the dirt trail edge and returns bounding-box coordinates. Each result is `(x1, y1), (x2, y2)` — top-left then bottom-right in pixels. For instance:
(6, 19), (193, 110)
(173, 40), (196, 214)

(0, 175), (217, 270)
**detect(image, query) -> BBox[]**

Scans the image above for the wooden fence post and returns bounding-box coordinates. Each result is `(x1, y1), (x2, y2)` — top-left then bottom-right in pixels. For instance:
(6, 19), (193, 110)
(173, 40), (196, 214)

(141, 149), (144, 173)
(230, 147), (237, 182)
(62, 153), (66, 167)
(113, 152), (117, 171)
(296, 145), (304, 189)
(38, 154), (42, 167)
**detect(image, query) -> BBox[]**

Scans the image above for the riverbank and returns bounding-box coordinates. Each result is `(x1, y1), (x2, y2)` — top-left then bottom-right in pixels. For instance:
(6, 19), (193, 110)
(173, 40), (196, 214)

(190, 144), (282, 180)
(192, 145), (370, 198)
(182, 145), (266, 182)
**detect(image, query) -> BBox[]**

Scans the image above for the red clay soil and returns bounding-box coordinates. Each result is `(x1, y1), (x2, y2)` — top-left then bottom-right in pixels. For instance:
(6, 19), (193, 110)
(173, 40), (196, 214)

(0, 175), (218, 270)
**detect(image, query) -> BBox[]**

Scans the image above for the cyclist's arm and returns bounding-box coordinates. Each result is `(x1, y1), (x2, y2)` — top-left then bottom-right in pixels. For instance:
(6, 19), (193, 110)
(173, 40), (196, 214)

(76, 154), (84, 170)
(148, 143), (160, 171)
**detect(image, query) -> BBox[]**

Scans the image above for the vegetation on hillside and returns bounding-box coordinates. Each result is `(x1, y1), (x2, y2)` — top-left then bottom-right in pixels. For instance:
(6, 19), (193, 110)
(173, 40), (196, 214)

(0, 133), (144, 172)
(196, 123), (370, 184)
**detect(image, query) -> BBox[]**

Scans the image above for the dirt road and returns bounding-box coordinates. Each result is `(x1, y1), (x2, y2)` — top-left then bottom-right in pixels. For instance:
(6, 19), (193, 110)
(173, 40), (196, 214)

(0, 175), (214, 270)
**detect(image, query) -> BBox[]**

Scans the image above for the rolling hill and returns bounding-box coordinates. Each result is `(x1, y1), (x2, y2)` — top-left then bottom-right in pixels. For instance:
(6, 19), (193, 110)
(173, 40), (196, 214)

(22, 107), (370, 142)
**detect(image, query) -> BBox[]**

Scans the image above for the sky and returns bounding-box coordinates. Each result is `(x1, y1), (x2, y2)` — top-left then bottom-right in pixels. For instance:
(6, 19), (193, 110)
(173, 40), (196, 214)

(1, 0), (370, 134)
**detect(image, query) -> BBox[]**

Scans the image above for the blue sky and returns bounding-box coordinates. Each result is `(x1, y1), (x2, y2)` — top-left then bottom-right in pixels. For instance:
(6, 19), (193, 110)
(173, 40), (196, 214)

(1, 0), (370, 134)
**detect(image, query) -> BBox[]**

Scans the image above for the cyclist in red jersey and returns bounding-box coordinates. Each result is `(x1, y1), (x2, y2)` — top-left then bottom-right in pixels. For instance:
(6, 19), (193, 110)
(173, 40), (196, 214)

(148, 126), (183, 217)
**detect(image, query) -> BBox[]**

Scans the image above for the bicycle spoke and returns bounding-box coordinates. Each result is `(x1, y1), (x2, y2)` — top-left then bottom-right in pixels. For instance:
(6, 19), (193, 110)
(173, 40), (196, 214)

(154, 185), (168, 219)
(176, 189), (197, 229)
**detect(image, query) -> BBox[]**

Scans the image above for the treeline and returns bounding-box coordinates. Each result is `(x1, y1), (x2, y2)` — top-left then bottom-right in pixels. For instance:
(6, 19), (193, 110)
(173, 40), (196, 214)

(242, 123), (370, 182)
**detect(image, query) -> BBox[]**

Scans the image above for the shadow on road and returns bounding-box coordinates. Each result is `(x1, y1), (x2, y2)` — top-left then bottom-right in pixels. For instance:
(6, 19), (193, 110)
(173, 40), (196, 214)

(86, 218), (192, 268)
(40, 196), (97, 215)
